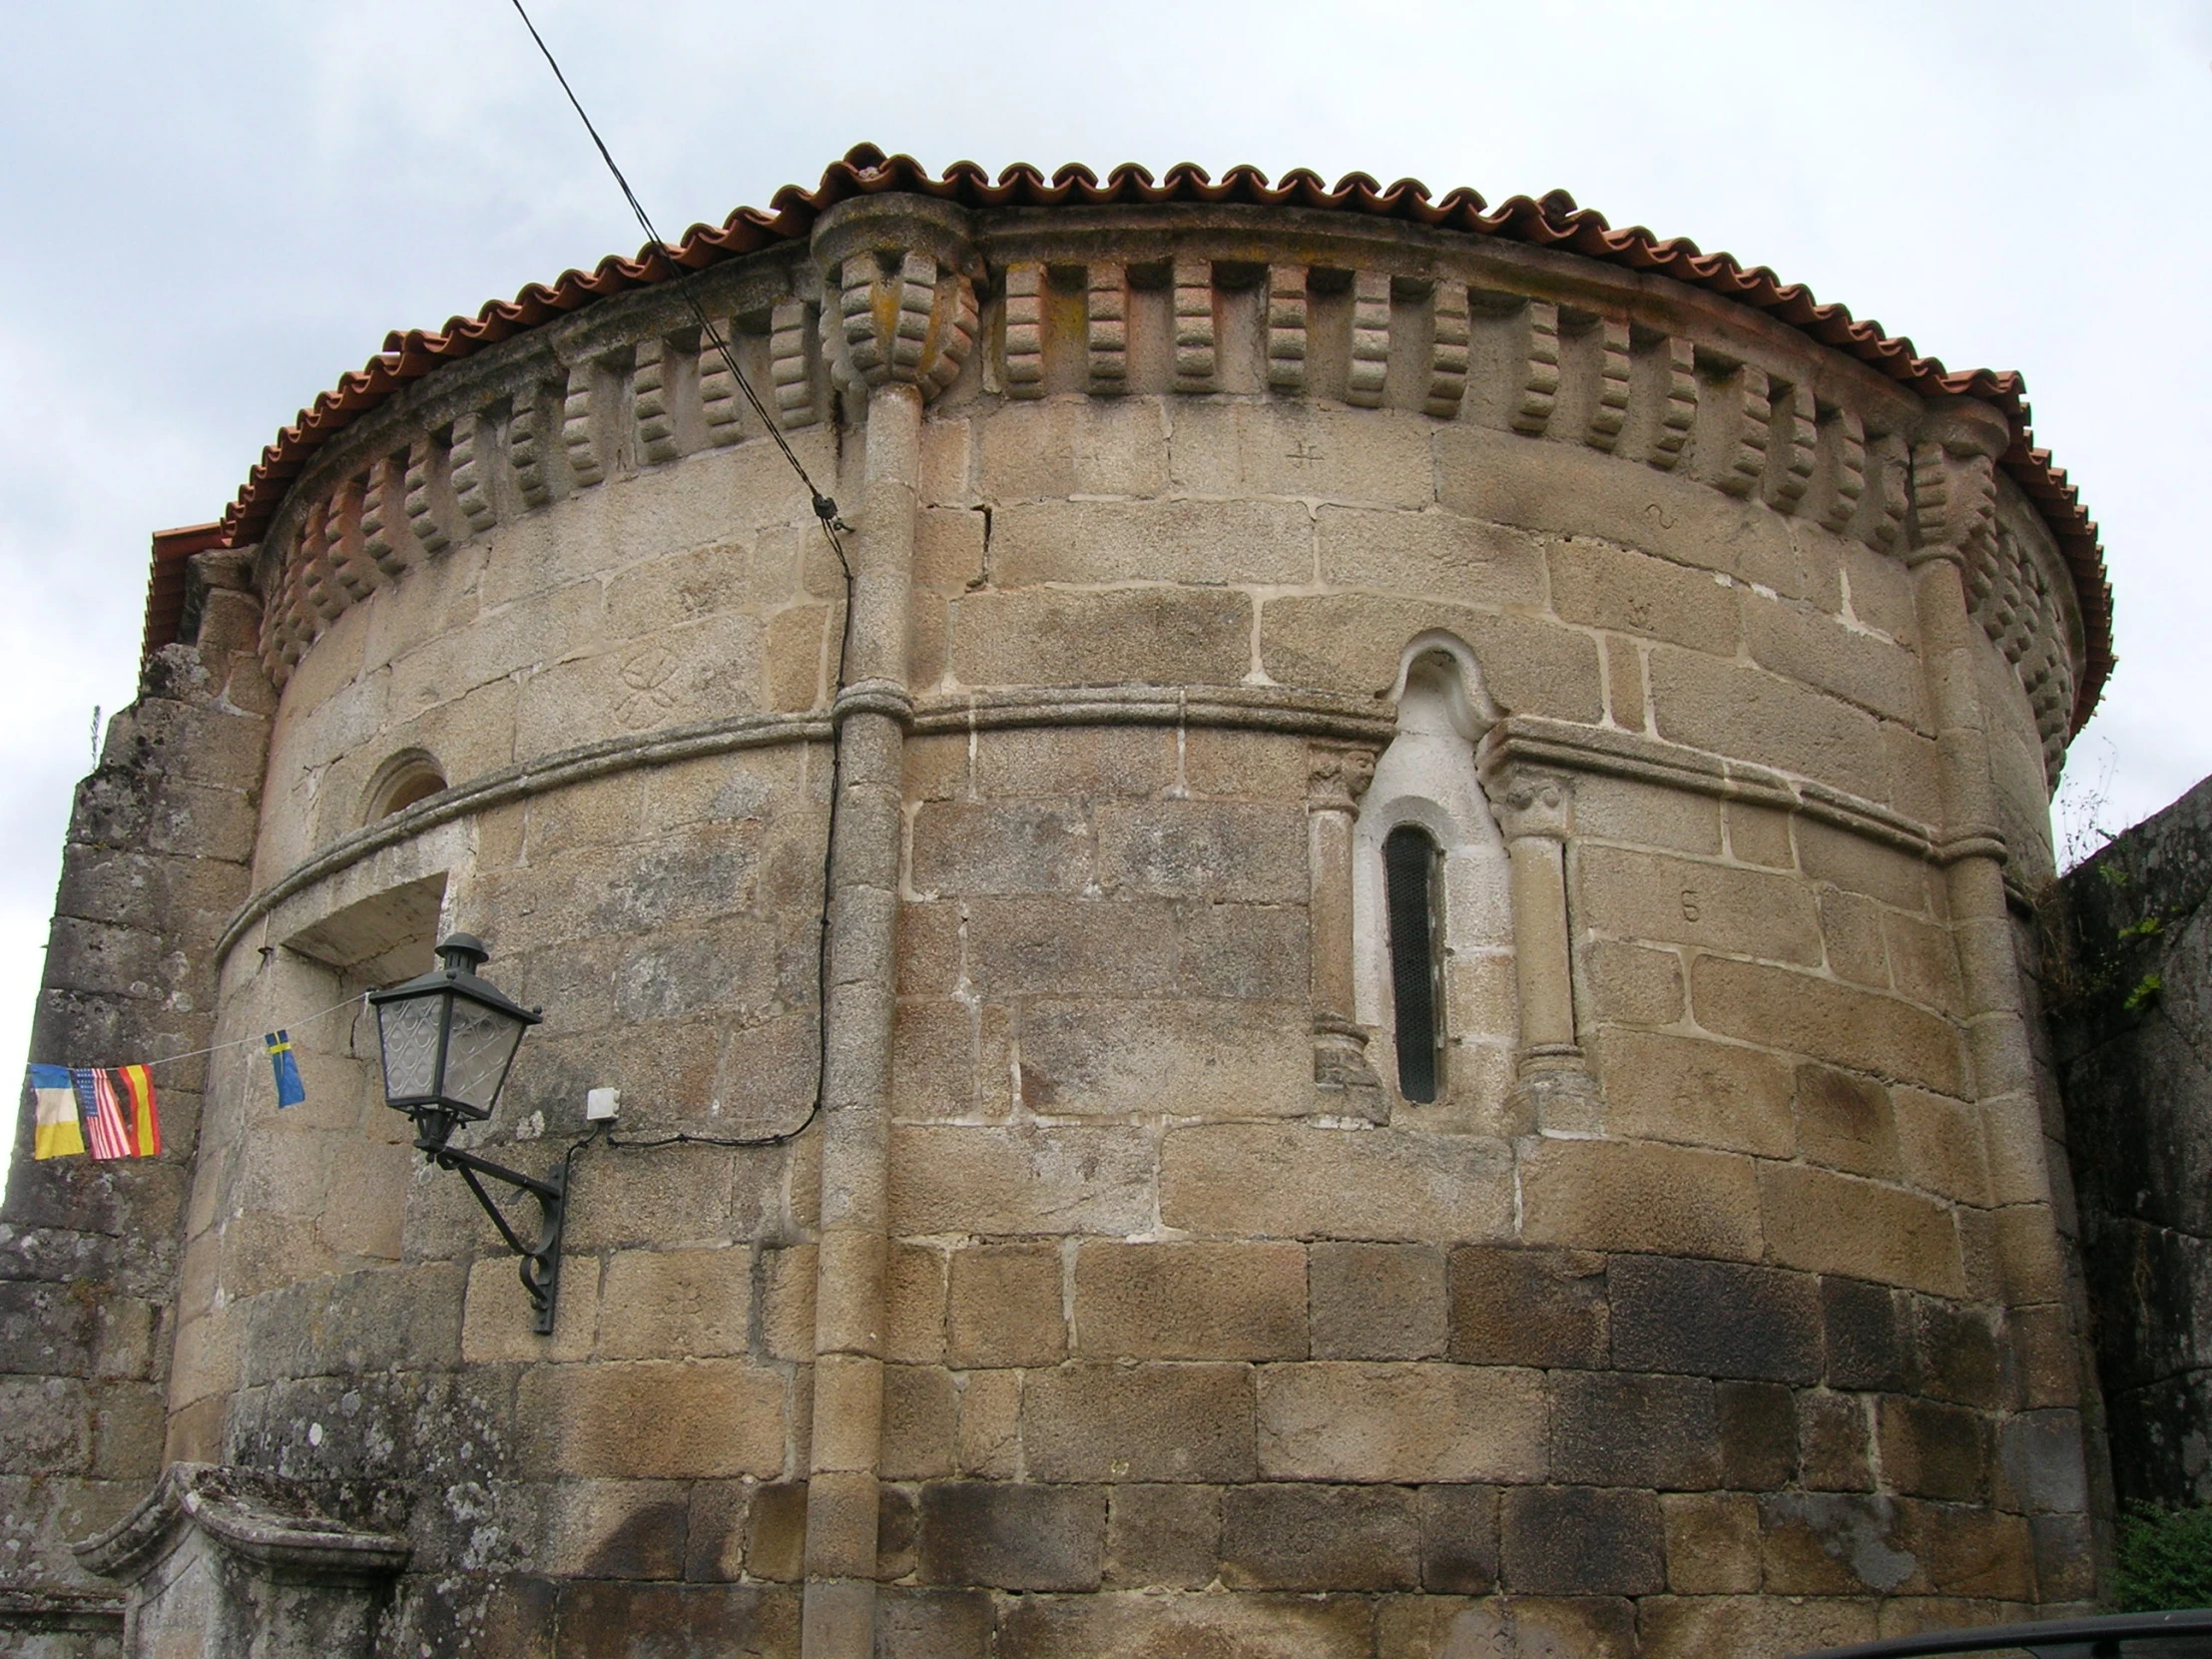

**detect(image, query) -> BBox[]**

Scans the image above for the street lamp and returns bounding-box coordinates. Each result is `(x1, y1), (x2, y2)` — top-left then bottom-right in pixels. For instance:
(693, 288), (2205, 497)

(368, 934), (565, 1333)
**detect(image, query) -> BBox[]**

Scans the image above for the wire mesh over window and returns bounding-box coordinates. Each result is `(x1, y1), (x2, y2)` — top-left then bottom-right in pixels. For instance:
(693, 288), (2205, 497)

(1383, 825), (1447, 1103)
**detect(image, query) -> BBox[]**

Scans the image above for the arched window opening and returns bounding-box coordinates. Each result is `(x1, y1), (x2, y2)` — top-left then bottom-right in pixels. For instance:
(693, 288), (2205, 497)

(365, 751), (447, 823)
(1383, 824), (1446, 1103)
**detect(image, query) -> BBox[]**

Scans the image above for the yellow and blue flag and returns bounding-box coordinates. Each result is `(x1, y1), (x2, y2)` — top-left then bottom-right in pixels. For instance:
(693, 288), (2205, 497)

(28, 1066), (85, 1160)
(265, 1031), (305, 1108)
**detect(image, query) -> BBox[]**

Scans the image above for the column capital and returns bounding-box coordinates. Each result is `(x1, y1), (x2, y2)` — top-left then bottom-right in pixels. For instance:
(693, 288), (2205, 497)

(1306, 742), (1378, 814)
(811, 195), (980, 404)
(1480, 761), (1574, 840)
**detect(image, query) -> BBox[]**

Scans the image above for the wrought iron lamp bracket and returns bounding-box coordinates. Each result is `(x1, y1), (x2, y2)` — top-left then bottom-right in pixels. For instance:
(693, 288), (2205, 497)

(410, 1112), (565, 1335)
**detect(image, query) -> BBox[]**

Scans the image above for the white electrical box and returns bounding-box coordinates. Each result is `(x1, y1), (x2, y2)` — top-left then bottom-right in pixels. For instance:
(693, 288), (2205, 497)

(585, 1087), (621, 1122)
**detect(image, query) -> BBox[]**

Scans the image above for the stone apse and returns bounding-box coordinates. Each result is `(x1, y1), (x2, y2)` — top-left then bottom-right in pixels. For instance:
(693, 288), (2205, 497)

(1, 148), (2115, 1658)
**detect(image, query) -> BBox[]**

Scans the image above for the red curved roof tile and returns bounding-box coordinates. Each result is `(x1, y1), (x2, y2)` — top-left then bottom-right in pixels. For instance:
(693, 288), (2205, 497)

(203, 144), (2113, 729)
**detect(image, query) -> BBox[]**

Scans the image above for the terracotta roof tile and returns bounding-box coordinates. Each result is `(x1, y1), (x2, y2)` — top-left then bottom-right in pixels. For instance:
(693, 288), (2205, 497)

(198, 144), (2113, 728)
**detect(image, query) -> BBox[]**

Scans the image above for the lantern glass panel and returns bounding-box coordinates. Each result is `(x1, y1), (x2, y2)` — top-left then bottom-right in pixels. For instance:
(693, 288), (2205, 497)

(443, 997), (529, 1116)
(377, 993), (446, 1104)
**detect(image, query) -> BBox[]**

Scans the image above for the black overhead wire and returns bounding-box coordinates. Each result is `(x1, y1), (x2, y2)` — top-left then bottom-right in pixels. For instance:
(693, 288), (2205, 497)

(503, 0), (851, 1157)
(504, 0), (848, 572)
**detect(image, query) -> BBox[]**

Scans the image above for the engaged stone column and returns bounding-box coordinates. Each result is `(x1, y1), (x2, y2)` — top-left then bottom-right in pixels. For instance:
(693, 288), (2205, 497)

(1307, 744), (1382, 1114)
(1480, 759), (1602, 1134)
(802, 192), (976, 1659)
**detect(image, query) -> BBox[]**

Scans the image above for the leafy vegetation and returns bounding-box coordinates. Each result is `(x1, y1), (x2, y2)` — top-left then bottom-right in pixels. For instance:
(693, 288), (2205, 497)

(2113, 1503), (2212, 1612)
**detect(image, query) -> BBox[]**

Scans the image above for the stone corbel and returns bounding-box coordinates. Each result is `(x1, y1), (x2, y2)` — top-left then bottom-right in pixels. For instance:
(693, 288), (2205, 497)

(1307, 742), (1384, 1117)
(812, 194), (980, 409)
(74, 1463), (408, 1659)
(1477, 749), (1602, 1134)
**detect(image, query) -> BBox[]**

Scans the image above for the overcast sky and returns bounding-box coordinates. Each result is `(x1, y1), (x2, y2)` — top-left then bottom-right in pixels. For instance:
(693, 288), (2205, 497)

(3, 2), (2207, 1173)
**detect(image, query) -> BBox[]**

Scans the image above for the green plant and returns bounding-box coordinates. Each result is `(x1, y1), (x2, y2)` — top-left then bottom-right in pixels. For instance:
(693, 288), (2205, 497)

(2125, 972), (2165, 1013)
(2113, 1503), (2212, 1612)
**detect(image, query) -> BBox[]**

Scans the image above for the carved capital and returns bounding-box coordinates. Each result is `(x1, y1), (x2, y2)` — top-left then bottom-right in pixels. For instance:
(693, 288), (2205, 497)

(1907, 437), (1997, 570)
(811, 196), (979, 403)
(1481, 763), (1573, 840)
(1306, 743), (1378, 814)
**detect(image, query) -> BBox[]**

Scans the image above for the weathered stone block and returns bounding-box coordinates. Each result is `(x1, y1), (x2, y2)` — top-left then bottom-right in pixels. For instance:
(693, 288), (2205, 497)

(1744, 592), (1925, 726)
(1518, 1137), (1762, 1261)
(997, 1586), (1374, 1659)
(950, 587), (1253, 688)
(1075, 1242), (1307, 1361)
(1877, 1394), (1990, 1501)
(1797, 1062), (1902, 1181)
(1499, 1485), (1664, 1595)
(1608, 1255), (1821, 1382)
(1601, 1029), (1797, 1157)
(1758, 1491), (1915, 1595)
(890, 1125), (1155, 1237)
(1445, 1246), (1608, 1368)
(1221, 1482), (1419, 1591)
(1418, 1484), (1499, 1594)
(1800, 1389), (1876, 1491)
(947, 1243), (1064, 1369)
(594, 1246), (751, 1361)
(1311, 1243), (1445, 1361)
(915, 1480), (1105, 1591)
(1257, 1362), (1546, 1482)
(1663, 1490), (1761, 1593)
(1649, 647), (1888, 800)
(1824, 1276), (1913, 1390)
(1016, 996), (1309, 1119)
(1718, 1379), (1799, 1489)
(1103, 1482), (1220, 1589)
(1761, 1164), (1965, 1296)
(873, 1586), (994, 1659)
(1583, 844), (1821, 966)
(1912, 1300), (2004, 1408)
(515, 1360), (787, 1478)
(995, 497), (1313, 586)
(1547, 538), (1741, 655)
(1637, 1592), (1877, 1659)
(1583, 940), (1685, 1026)
(1321, 506), (1547, 610)
(956, 1370), (1022, 1479)
(1259, 595), (1602, 721)
(1691, 955), (1966, 1095)
(1162, 1124), (1512, 1243)
(1023, 1363), (1256, 1482)
(883, 1365), (958, 1480)
(1551, 1371), (1718, 1488)
(1893, 1088), (1992, 1206)
(909, 801), (1091, 895)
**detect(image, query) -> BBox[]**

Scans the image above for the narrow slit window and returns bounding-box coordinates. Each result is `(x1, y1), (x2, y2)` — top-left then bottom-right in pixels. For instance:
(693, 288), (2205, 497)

(1383, 825), (1447, 1103)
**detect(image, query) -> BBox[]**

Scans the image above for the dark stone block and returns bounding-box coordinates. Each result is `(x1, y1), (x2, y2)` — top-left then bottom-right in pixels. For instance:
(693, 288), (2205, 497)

(1717, 1381), (1798, 1489)
(1418, 1484), (1498, 1593)
(554, 1581), (799, 1658)
(1996, 1408), (2089, 1515)
(1822, 1277), (1910, 1390)
(388, 1573), (559, 1659)
(1798, 1389), (1874, 1491)
(1447, 1246), (1608, 1368)
(1499, 1486), (1664, 1596)
(877, 1482), (919, 1581)
(916, 1480), (1105, 1591)
(1220, 1483), (1418, 1591)
(1103, 1483), (1220, 1589)
(1551, 1372), (1719, 1489)
(2031, 1511), (2096, 1603)
(1912, 1299), (2007, 1408)
(1877, 1395), (1988, 1501)
(746, 1482), (808, 1582)
(683, 1480), (750, 1581)
(874, 1587), (993, 1659)
(1610, 1256), (1821, 1382)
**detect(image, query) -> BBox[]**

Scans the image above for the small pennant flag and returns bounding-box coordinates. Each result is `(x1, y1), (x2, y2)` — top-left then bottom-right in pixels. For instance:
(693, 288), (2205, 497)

(265, 1031), (305, 1108)
(28, 1065), (85, 1161)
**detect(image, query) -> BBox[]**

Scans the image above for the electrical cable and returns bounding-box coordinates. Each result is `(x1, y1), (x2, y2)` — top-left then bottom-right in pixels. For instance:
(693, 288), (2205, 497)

(504, 0), (849, 580)
(503, 0), (852, 1161)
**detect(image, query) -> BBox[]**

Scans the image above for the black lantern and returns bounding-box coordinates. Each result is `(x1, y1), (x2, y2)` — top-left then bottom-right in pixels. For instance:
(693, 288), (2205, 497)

(370, 934), (565, 1333)
(369, 933), (541, 1123)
